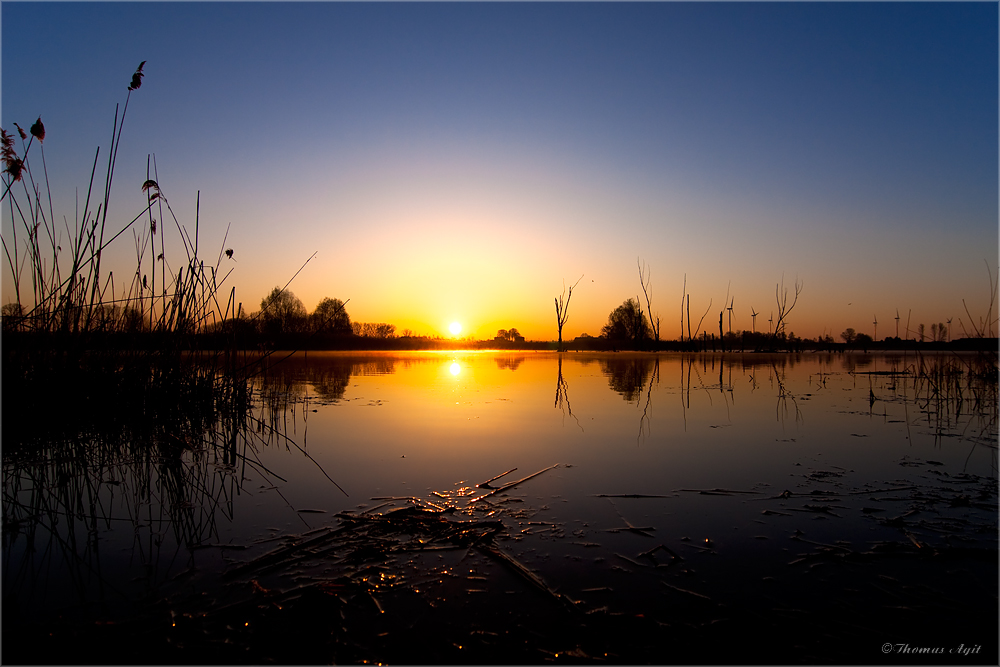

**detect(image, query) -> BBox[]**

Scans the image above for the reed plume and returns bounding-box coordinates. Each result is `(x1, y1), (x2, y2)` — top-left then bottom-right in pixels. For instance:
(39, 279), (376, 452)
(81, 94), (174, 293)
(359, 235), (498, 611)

(128, 61), (146, 91)
(29, 117), (44, 142)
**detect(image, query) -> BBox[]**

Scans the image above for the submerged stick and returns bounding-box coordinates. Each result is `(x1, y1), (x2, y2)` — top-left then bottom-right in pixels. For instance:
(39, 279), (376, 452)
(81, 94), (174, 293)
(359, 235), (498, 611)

(224, 525), (348, 578)
(789, 534), (853, 552)
(614, 553), (647, 568)
(662, 581), (711, 600)
(848, 486), (918, 495)
(360, 501), (393, 514)
(476, 542), (578, 612)
(192, 543), (249, 550)
(472, 464), (559, 502)
(477, 467), (518, 489)
(605, 524), (655, 537)
(638, 544), (683, 561)
(605, 500), (655, 536)
(677, 488), (763, 495)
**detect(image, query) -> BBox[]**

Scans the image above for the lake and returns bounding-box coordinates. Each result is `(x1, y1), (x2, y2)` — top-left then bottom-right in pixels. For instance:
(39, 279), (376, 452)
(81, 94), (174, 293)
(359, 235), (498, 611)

(3, 351), (997, 664)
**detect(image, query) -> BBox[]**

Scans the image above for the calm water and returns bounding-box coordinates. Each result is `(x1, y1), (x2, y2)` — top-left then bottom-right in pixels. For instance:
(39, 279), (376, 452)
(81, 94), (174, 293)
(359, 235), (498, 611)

(4, 351), (997, 662)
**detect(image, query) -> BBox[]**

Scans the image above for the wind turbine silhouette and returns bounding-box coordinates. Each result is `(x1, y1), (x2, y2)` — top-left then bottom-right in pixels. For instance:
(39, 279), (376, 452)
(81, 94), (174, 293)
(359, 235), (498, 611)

(895, 309), (900, 338)
(727, 298), (734, 334)
(750, 307), (758, 334)
(873, 315), (878, 342)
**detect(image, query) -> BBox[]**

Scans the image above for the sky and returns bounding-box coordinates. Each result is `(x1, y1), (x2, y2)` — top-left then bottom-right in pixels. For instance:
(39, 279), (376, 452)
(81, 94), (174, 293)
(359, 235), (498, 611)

(2, 2), (997, 341)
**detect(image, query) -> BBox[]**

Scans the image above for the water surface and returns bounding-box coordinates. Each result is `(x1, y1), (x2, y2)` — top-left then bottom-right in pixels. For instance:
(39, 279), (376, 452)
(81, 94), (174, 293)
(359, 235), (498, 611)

(4, 351), (996, 663)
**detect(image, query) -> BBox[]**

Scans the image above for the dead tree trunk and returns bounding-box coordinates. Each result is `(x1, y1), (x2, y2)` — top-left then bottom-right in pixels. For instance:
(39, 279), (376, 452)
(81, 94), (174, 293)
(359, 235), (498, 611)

(638, 258), (660, 346)
(680, 274), (687, 343)
(554, 275), (583, 352)
(687, 295), (691, 344)
(772, 277), (802, 350)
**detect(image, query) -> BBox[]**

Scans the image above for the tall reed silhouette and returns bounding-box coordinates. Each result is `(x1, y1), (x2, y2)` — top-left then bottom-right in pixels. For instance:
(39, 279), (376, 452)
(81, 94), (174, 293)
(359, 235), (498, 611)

(0, 63), (325, 516)
(2, 62), (237, 345)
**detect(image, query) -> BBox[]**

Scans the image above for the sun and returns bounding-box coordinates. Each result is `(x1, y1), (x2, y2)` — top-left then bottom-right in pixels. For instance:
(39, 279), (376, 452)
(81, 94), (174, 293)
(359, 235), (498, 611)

(449, 322), (462, 336)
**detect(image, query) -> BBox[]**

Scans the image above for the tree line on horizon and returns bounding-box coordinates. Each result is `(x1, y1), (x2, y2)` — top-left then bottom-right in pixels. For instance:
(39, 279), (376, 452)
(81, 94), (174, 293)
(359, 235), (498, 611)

(246, 287), (530, 346)
(553, 258), (996, 352)
(555, 262), (808, 352)
(2, 277), (989, 353)
(250, 287), (401, 340)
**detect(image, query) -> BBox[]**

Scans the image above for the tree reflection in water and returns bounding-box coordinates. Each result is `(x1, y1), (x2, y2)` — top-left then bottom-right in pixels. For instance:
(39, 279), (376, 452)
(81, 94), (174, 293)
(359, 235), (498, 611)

(554, 355), (583, 431)
(495, 356), (525, 371)
(600, 356), (657, 402)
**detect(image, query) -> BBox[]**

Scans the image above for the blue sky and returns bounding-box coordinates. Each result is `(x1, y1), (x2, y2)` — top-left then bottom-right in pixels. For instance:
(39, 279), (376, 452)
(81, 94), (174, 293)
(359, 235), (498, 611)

(3, 2), (997, 339)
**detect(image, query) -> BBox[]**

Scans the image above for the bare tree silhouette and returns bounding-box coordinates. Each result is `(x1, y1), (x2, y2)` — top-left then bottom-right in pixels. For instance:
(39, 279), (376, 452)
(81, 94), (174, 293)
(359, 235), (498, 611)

(680, 274), (687, 342)
(693, 297), (713, 341)
(772, 277), (802, 343)
(637, 258), (660, 344)
(554, 275), (583, 352)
